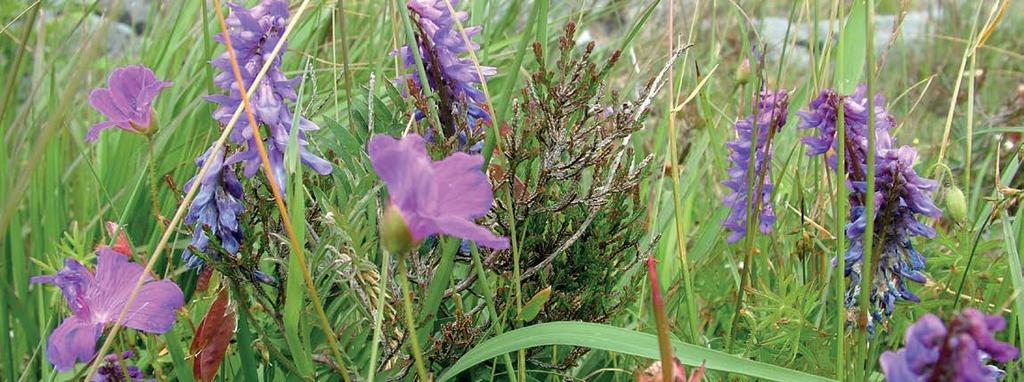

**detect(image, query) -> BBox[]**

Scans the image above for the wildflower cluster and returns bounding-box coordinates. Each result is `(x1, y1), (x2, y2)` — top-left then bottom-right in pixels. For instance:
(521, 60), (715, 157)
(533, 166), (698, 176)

(800, 85), (941, 326)
(722, 89), (789, 243)
(398, 0), (495, 146)
(881, 309), (1019, 381)
(184, 0), (331, 268)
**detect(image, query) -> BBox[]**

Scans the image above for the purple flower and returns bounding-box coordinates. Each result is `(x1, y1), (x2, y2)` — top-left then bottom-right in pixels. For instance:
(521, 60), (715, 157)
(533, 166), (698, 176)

(880, 309), (1019, 381)
(31, 249), (184, 371)
(207, 0), (331, 193)
(87, 65), (171, 141)
(368, 133), (509, 249)
(722, 89), (789, 243)
(93, 351), (151, 382)
(397, 0), (495, 139)
(798, 84), (895, 175)
(182, 146), (245, 269)
(801, 85), (941, 325)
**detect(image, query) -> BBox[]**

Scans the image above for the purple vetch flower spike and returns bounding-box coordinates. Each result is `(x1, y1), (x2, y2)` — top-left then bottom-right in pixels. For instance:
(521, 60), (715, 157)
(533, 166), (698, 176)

(93, 351), (152, 382)
(799, 84), (940, 326)
(31, 249), (184, 372)
(180, 145), (243, 268)
(207, 0), (332, 193)
(880, 309), (1019, 381)
(182, 145), (245, 269)
(87, 65), (171, 141)
(368, 133), (509, 250)
(722, 89), (789, 243)
(397, 0), (495, 137)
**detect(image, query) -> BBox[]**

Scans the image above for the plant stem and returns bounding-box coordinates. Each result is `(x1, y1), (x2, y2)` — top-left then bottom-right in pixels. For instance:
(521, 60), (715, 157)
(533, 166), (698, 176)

(834, 100), (847, 381)
(367, 249), (392, 381)
(470, 244), (518, 382)
(146, 136), (165, 232)
(855, 0), (877, 379)
(648, 257), (675, 382)
(666, 0), (701, 345)
(397, 252), (430, 381)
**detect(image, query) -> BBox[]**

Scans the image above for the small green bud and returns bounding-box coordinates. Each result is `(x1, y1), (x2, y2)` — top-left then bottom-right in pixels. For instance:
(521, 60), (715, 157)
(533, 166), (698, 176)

(734, 59), (752, 86)
(381, 206), (415, 253)
(945, 186), (968, 224)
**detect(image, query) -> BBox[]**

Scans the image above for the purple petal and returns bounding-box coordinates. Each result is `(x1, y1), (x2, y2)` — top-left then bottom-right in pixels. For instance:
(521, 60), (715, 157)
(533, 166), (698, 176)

(46, 316), (104, 371)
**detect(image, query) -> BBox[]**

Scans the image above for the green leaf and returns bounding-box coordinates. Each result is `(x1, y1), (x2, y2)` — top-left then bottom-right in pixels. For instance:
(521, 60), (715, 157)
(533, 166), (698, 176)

(516, 286), (551, 322)
(835, 0), (866, 93)
(439, 322), (835, 382)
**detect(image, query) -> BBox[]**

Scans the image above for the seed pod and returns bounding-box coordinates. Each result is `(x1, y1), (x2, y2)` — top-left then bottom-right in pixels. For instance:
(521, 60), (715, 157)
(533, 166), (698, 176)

(945, 185), (968, 224)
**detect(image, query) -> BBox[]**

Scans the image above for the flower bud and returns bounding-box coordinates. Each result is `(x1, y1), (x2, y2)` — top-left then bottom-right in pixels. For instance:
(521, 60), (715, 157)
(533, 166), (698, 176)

(734, 59), (752, 86)
(381, 205), (416, 253)
(944, 185), (968, 224)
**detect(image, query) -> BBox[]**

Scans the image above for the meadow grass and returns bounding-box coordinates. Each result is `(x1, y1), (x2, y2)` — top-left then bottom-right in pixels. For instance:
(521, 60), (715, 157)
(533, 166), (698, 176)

(1, 0), (1023, 381)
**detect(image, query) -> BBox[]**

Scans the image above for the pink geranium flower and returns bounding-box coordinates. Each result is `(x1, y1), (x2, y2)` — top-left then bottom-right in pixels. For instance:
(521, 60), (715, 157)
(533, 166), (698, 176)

(368, 133), (509, 250)
(87, 65), (171, 141)
(31, 248), (184, 371)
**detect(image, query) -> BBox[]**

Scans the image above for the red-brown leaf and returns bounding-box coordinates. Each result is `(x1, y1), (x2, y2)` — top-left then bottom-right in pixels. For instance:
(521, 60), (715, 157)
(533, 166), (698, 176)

(190, 288), (235, 382)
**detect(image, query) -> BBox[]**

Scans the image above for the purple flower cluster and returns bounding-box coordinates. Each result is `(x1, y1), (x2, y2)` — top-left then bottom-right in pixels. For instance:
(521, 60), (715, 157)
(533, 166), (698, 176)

(93, 351), (151, 382)
(31, 249), (183, 371)
(368, 133), (509, 250)
(398, 0), (495, 144)
(880, 309), (1019, 381)
(182, 147), (245, 269)
(184, 0), (333, 266)
(207, 0), (331, 194)
(722, 89), (789, 243)
(800, 85), (941, 325)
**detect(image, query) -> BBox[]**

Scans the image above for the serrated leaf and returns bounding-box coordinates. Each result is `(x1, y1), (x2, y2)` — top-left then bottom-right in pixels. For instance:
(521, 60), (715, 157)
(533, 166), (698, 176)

(517, 286), (551, 322)
(190, 288), (235, 382)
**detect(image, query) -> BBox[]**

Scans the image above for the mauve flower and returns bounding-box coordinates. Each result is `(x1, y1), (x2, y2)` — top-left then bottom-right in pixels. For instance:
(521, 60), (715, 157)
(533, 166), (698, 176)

(397, 0), (495, 140)
(87, 65), (171, 141)
(368, 133), (509, 250)
(31, 248), (184, 371)
(207, 0), (331, 193)
(880, 309), (1019, 381)
(801, 85), (940, 326)
(182, 146), (245, 269)
(93, 351), (151, 382)
(722, 89), (789, 243)
(635, 358), (706, 382)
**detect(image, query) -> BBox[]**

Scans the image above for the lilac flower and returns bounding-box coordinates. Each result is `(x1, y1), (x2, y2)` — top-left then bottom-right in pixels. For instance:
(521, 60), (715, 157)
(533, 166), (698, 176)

(182, 146), (245, 269)
(31, 249), (184, 371)
(207, 0), (331, 193)
(880, 309), (1019, 381)
(93, 351), (151, 382)
(87, 65), (171, 141)
(722, 89), (789, 243)
(800, 85), (941, 325)
(397, 0), (495, 140)
(368, 133), (509, 250)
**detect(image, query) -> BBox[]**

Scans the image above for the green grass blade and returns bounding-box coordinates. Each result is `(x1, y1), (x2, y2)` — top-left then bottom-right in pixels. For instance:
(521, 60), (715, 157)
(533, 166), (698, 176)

(835, 0), (866, 93)
(438, 322), (836, 382)
(163, 327), (197, 382)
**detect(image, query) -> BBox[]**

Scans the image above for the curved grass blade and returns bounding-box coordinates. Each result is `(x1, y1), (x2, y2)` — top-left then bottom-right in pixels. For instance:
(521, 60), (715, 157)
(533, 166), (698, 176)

(438, 322), (835, 382)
